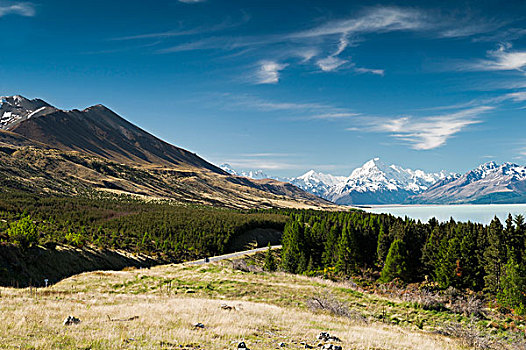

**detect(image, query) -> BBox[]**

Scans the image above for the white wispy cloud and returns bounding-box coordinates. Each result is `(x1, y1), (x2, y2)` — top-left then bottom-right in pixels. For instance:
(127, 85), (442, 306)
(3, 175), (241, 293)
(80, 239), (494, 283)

(178, 0), (205, 3)
(113, 15), (250, 41)
(239, 152), (295, 158)
(465, 43), (526, 72)
(363, 106), (492, 150)
(316, 34), (350, 72)
(0, 2), (35, 17)
(503, 91), (526, 102)
(233, 98), (327, 111)
(317, 56), (348, 72)
(224, 158), (300, 170)
(354, 67), (385, 76)
(254, 61), (288, 84)
(291, 7), (426, 39)
(297, 48), (319, 63)
(439, 20), (505, 39)
(308, 112), (360, 120)
(218, 93), (360, 121)
(473, 28), (526, 43)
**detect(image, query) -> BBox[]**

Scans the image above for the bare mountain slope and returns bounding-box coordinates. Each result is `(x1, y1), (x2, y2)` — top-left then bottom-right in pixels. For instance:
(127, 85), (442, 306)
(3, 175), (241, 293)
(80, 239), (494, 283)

(7, 102), (224, 173)
(0, 96), (337, 210)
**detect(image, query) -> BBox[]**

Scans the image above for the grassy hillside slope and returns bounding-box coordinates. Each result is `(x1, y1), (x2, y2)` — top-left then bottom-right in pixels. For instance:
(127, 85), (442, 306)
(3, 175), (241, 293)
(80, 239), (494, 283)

(0, 260), (481, 350)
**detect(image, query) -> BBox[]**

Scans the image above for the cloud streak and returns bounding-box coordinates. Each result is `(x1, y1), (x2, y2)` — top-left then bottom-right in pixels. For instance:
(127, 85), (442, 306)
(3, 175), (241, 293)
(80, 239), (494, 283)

(291, 7), (426, 39)
(354, 67), (385, 76)
(0, 2), (35, 17)
(254, 61), (288, 84)
(113, 16), (250, 41)
(463, 43), (526, 72)
(218, 93), (360, 121)
(362, 106), (492, 150)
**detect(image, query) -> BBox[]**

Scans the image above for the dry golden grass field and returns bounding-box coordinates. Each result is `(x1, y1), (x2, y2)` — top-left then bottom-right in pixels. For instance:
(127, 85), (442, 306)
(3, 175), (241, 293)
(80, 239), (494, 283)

(0, 258), (520, 350)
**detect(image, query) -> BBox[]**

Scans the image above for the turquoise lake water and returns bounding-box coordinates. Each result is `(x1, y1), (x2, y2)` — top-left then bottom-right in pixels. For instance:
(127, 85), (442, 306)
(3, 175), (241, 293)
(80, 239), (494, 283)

(365, 204), (526, 224)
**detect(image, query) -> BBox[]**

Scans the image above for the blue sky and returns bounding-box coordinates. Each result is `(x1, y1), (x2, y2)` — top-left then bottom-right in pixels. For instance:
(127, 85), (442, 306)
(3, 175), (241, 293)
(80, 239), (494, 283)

(2, 0), (526, 176)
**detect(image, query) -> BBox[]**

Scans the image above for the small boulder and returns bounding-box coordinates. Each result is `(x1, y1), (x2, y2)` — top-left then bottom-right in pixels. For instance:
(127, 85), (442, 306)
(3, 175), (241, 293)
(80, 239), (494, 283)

(63, 316), (80, 326)
(333, 346), (342, 350)
(221, 304), (236, 311)
(193, 322), (205, 328)
(278, 342), (286, 347)
(317, 332), (330, 341)
(238, 341), (248, 349)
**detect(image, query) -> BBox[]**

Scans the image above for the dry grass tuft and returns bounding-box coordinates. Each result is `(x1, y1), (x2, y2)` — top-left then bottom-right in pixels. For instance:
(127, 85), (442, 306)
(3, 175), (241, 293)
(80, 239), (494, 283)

(307, 291), (366, 322)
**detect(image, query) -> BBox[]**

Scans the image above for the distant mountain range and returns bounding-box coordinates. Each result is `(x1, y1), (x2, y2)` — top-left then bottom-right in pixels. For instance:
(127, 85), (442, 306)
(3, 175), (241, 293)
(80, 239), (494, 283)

(220, 163), (269, 180)
(409, 161), (526, 204)
(0, 95), (336, 210)
(222, 158), (526, 205)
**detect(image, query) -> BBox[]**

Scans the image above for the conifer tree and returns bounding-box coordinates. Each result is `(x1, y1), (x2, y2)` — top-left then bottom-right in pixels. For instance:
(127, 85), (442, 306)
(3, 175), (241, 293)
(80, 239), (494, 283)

(421, 225), (442, 276)
(379, 239), (409, 283)
(435, 235), (461, 288)
(280, 221), (303, 273)
(511, 215), (526, 264)
(498, 256), (526, 315)
(263, 243), (277, 272)
(335, 224), (358, 274)
(458, 223), (481, 289)
(484, 217), (506, 294)
(322, 224), (340, 267)
(376, 224), (391, 265)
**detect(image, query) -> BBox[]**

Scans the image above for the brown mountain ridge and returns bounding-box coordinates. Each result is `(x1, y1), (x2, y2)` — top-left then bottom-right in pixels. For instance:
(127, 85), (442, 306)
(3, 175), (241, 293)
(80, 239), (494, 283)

(0, 96), (338, 210)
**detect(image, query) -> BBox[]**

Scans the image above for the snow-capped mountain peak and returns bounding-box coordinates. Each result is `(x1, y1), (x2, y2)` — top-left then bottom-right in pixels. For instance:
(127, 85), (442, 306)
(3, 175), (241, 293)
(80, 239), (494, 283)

(220, 163), (269, 180)
(412, 161), (526, 204)
(296, 169), (346, 186)
(0, 95), (54, 130)
(323, 158), (450, 204)
(477, 161), (499, 172)
(289, 170), (346, 197)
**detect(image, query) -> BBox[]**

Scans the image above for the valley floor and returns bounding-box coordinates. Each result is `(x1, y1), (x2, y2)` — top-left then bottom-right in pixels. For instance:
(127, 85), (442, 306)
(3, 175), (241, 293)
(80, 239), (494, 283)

(0, 261), (475, 350)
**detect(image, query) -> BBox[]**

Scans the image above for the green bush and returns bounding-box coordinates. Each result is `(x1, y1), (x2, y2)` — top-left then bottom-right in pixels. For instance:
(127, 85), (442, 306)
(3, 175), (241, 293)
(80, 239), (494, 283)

(65, 230), (85, 248)
(7, 215), (38, 249)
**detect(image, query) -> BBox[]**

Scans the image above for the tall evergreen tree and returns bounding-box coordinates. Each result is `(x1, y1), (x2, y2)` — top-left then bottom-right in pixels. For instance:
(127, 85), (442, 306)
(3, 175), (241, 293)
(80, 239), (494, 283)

(376, 224), (391, 265)
(484, 217), (506, 294)
(280, 221), (303, 273)
(335, 223), (358, 274)
(421, 225), (442, 277)
(263, 243), (277, 272)
(322, 224), (340, 267)
(379, 239), (409, 283)
(435, 234), (462, 289)
(498, 256), (526, 315)
(511, 215), (526, 264)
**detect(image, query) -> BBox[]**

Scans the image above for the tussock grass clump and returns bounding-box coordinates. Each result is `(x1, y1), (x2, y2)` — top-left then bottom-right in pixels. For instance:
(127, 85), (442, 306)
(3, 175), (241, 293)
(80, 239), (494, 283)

(440, 322), (496, 350)
(307, 291), (366, 322)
